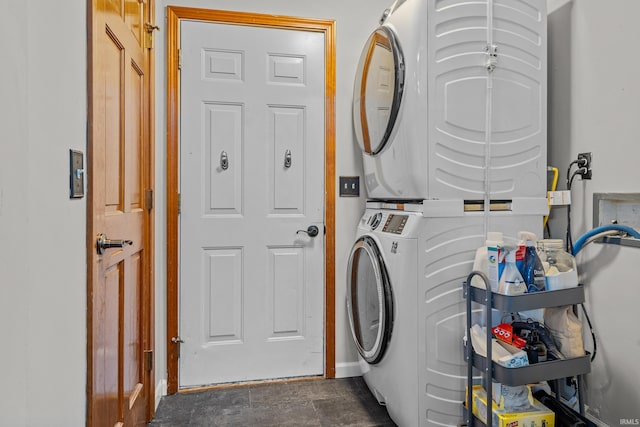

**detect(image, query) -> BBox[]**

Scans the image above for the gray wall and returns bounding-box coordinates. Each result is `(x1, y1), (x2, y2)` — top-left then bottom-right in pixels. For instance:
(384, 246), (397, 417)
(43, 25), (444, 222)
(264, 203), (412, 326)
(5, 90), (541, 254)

(548, 0), (640, 423)
(0, 1), (87, 426)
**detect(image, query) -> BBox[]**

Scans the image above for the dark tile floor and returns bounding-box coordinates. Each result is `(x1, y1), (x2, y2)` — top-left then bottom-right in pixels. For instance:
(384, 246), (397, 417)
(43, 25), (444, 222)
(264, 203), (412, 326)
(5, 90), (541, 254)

(148, 376), (396, 426)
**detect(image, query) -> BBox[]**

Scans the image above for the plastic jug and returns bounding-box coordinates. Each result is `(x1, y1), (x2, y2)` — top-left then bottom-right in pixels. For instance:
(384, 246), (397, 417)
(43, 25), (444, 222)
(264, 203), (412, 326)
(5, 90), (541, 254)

(538, 239), (578, 290)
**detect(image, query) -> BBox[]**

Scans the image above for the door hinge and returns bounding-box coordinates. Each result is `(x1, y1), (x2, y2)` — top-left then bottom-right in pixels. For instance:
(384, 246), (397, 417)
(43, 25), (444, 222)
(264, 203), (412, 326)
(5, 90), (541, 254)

(145, 189), (154, 211)
(144, 22), (159, 50)
(171, 336), (184, 358)
(178, 49), (182, 70)
(177, 193), (181, 214)
(144, 350), (154, 372)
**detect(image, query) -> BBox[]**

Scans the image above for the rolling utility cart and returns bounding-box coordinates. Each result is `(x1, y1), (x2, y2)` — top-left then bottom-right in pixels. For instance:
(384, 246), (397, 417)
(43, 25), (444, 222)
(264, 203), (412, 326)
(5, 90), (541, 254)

(463, 271), (591, 427)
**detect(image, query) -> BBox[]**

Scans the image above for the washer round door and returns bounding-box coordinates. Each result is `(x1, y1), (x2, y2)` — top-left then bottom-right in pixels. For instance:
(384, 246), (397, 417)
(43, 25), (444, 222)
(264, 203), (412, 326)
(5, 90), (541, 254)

(352, 26), (405, 156)
(347, 236), (394, 364)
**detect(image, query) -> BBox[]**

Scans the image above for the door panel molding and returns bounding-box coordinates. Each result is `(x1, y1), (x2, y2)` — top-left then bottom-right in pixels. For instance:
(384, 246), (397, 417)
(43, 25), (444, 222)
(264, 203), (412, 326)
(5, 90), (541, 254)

(165, 6), (336, 394)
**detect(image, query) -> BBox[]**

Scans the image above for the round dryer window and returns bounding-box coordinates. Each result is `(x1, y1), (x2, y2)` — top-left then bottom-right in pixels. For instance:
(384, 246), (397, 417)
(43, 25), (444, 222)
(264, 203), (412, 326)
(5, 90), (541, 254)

(352, 26), (404, 156)
(347, 236), (394, 364)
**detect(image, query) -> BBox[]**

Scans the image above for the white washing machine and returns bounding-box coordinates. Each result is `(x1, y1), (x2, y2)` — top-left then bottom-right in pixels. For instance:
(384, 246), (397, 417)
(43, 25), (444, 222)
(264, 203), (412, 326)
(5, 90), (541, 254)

(353, 0), (547, 201)
(348, 202), (544, 426)
(347, 207), (421, 427)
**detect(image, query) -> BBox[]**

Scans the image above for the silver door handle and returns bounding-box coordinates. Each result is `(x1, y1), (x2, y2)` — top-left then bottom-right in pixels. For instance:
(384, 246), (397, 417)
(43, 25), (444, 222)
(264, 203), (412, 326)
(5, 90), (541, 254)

(220, 151), (229, 170)
(284, 149), (292, 168)
(297, 225), (319, 238)
(96, 233), (133, 255)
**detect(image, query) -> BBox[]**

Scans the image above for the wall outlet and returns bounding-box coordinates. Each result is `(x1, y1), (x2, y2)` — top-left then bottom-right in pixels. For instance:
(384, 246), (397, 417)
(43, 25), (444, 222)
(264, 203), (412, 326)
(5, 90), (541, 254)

(577, 152), (593, 179)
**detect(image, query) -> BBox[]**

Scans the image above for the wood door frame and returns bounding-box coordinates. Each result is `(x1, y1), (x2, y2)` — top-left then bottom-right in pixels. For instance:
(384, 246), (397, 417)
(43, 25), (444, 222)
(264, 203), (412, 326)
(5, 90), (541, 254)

(87, 0), (156, 423)
(165, 6), (336, 394)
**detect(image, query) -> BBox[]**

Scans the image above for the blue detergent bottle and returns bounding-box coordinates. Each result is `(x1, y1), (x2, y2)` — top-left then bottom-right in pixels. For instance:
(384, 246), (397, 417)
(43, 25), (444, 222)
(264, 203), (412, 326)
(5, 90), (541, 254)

(523, 238), (546, 292)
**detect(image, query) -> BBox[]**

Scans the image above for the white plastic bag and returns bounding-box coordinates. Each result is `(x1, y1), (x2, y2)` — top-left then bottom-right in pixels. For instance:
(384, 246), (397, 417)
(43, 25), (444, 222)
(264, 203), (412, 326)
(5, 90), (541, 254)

(544, 306), (585, 358)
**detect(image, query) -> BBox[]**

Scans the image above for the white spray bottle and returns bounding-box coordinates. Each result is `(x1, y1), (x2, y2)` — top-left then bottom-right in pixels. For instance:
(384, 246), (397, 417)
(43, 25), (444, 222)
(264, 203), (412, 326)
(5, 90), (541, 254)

(498, 248), (527, 295)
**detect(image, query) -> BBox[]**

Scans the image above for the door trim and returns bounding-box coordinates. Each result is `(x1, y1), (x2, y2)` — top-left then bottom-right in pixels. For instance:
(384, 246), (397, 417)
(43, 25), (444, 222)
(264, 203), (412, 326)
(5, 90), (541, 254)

(165, 6), (336, 394)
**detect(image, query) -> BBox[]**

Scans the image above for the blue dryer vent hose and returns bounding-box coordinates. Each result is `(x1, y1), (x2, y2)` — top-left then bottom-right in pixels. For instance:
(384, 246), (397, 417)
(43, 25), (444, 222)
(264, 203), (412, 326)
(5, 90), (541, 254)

(573, 224), (640, 255)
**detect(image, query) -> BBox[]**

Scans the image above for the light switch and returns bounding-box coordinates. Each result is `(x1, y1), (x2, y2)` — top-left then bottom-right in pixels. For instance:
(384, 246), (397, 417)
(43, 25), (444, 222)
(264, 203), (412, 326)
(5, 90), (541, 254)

(70, 149), (84, 198)
(339, 176), (360, 197)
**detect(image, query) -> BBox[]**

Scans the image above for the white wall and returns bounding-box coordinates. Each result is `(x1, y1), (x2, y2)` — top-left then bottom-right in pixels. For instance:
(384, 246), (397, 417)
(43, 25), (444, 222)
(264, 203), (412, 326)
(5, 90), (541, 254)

(0, 1), (87, 426)
(153, 0), (391, 390)
(547, 1), (640, 423)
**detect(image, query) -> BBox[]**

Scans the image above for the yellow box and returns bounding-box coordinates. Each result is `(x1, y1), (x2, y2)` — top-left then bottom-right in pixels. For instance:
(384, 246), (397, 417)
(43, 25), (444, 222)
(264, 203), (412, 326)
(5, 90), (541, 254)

(469, 385), (555, 427)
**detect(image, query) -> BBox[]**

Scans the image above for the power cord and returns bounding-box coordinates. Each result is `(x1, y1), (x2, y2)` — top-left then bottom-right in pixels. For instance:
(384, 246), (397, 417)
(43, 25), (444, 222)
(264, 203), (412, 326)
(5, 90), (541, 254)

(565, 157), (589, 254)
(564, 158), (597, 362)
(580, 303), (597, 362)
(565, 160), (579, 254)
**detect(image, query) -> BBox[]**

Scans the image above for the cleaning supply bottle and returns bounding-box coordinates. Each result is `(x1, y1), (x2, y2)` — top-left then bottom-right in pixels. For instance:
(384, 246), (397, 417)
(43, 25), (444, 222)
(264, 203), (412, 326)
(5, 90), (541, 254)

(522, 236), (546, 293)
(498, 249), (527, 295)
(515, 232), (528, 274)
(516, 231), (535, 277)
(486, 232), (504, 293)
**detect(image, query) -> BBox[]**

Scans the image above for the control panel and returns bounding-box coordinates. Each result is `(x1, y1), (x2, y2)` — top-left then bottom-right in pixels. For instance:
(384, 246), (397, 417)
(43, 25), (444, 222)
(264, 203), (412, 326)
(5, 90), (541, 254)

(382, 214), (408, 234)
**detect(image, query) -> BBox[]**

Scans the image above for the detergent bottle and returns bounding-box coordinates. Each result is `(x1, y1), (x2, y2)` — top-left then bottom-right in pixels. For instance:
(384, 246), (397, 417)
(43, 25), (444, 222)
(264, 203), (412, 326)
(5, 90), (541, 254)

(521, 234), (546, 293)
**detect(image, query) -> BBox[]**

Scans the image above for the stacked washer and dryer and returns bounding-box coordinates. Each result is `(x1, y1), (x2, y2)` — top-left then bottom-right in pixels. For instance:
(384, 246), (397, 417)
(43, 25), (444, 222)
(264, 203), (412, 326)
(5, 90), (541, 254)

(346, 0), (548, 426)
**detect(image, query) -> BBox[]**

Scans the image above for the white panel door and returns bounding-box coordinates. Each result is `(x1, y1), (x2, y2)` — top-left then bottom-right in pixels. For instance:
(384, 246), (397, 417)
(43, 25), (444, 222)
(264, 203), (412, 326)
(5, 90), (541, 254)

(179, 20), (325, 387)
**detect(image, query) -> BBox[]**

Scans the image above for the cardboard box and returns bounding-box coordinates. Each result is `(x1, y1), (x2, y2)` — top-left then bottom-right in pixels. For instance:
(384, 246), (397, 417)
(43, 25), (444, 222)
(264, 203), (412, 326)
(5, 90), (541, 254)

(469, 385), (555, 427)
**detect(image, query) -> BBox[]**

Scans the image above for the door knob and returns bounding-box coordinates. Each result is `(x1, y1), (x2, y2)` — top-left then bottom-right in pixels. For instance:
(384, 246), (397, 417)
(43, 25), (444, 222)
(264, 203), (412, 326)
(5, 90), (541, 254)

(96, 233), (133, 255)
(297, 225), (319, 237)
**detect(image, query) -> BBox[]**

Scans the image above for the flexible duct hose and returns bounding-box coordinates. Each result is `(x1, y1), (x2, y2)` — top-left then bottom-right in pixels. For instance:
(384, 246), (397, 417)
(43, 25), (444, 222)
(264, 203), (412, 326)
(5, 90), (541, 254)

(572, 224), (640, 255)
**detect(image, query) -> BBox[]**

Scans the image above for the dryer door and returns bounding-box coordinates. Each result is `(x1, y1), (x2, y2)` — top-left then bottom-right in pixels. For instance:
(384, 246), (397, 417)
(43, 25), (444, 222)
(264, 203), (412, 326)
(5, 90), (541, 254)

(353, 26), (404, 156)
(347, 236), (393, 364)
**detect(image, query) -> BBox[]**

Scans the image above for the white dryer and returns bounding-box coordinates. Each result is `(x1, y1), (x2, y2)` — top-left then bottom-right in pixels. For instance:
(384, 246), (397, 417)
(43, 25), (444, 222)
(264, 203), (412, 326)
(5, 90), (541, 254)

(353, 0), (547, 201)
(348, 202), (544, 426)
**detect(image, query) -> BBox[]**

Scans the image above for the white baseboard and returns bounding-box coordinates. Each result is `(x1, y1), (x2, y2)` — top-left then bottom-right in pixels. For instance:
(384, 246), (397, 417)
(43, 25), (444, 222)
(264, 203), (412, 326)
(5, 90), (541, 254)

(155, 379), (167, 409)
(153, 367), (361, 401)
(335, 362), (362, 379)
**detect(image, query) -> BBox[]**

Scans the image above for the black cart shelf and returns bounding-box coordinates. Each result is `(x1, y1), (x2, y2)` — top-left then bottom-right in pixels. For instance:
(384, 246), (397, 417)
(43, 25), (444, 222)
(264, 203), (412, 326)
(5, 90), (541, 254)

(463, 271), (591, 427)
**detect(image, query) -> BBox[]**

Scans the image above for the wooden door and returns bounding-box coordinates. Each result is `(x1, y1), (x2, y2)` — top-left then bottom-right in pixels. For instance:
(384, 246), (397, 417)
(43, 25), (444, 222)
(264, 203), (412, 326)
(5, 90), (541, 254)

(178, 20), (325, 387)
(87, 0), (155, 425)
